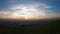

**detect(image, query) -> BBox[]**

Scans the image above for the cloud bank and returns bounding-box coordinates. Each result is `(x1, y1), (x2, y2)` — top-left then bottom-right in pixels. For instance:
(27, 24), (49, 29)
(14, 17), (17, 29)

(0, 2), (60, 20)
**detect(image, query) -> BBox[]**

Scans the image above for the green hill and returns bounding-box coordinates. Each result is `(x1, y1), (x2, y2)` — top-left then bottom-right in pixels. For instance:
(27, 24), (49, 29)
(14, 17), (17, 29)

(0, 19), (60, 34)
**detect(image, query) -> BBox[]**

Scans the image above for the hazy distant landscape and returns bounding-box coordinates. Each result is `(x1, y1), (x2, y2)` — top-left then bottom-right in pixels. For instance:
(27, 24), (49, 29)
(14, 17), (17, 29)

(0, 18), (60, 34)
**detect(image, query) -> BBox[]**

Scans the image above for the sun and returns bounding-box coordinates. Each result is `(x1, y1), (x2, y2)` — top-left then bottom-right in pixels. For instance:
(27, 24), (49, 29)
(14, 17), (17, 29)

(24, 16), (29, 19)
(19, 15), (28, 19)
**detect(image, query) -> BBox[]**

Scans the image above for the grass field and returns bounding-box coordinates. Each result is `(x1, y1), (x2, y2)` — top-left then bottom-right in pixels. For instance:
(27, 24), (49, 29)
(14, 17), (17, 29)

(0, 18), (60, 34)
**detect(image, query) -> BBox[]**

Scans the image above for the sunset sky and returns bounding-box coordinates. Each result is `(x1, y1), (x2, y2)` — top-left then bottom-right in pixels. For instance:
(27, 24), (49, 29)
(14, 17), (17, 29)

(0, 0), (60, 20)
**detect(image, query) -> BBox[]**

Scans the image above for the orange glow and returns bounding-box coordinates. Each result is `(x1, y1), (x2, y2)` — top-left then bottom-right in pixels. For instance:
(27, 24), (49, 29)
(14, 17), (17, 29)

(0, 15), (59, 20)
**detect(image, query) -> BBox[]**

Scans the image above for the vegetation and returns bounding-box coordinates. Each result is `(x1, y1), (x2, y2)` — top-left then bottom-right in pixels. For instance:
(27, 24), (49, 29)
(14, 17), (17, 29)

(0, 19), (60, 34)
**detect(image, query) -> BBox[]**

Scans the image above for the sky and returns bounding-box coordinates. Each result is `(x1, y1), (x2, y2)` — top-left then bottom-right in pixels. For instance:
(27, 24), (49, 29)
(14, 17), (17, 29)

(0, 0), (60, 20)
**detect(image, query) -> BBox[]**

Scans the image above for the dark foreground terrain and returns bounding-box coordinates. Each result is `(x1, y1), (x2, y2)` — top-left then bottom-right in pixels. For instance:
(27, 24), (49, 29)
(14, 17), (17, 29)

(0, 18), (60, 34)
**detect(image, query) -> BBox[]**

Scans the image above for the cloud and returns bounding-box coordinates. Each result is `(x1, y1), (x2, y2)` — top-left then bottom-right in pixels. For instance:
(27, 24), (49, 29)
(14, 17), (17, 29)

(0, 11), (12, 16)
(0, 11), (60, 20)
(1, 2), (59, 20)
(10, 2), (52, 16)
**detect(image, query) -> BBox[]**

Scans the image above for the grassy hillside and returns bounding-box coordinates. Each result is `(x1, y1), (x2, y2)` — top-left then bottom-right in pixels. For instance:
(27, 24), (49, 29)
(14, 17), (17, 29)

(0, 19), (60, 34)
